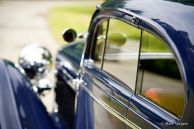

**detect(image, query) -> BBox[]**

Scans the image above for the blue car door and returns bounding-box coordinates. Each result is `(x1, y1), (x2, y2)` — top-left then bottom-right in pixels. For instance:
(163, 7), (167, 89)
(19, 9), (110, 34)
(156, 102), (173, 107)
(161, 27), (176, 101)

(75, 13), (145, 129)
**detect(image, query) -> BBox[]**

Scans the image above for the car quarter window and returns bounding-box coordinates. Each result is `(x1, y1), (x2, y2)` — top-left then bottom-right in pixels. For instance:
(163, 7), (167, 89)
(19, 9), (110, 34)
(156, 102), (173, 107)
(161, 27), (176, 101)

(138, 31), (185, 117)
(93, 18), (141, 90)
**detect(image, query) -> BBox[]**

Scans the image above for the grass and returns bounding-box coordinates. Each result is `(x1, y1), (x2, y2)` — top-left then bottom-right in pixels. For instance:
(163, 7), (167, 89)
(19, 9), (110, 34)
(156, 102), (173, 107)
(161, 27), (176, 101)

(48, 5), (97, 43)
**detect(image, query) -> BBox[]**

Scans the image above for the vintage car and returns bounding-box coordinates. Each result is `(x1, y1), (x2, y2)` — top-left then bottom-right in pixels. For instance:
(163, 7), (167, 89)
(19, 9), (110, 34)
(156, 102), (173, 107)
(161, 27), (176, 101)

(0, 0), (194, 129)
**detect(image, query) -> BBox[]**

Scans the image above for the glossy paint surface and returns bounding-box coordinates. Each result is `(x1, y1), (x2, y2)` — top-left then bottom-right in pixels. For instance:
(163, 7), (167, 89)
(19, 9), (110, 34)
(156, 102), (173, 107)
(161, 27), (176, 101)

(0, 60), (64, 129)
(57, 41), (85, 68)
(56, 41), (85, 82)
(56, 0), (194, 129)
(101, 0), (194, 46)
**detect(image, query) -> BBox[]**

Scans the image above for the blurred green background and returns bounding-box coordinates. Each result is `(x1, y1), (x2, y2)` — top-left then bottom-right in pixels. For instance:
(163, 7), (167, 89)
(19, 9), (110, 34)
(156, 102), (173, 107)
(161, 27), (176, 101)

(48, 1), (169, 53)
(48, 3), (98, 43)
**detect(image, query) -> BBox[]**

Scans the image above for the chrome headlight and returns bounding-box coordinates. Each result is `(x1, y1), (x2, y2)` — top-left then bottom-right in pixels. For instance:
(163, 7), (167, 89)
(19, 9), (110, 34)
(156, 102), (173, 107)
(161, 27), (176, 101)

(19, 44), (52, 80)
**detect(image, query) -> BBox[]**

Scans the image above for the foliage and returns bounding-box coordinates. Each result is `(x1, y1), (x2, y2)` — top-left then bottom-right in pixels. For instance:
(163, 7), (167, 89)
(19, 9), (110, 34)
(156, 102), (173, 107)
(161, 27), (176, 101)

(48, 5), (96, 43)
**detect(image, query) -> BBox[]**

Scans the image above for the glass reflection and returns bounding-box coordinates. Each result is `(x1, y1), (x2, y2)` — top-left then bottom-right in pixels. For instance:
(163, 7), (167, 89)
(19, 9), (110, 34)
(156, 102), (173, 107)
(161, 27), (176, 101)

(102, 19), (141, 90)
(139, 31), (185, 117)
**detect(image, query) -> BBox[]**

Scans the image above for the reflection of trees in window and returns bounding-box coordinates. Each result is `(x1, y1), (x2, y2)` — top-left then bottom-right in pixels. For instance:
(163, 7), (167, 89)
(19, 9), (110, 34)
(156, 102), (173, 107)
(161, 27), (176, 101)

(141, 31), (170, 52)
(140, 31), (180, 78)
(140, 59), (181, 79)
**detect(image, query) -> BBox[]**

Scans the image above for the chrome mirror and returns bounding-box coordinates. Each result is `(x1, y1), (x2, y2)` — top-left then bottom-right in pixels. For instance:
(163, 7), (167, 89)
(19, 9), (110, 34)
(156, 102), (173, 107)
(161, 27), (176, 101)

(19, 44), (52, 80)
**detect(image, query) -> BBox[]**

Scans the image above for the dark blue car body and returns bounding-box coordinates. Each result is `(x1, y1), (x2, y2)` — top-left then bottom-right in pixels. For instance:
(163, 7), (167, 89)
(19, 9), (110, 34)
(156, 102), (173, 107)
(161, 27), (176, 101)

(56, 0), (194, 129)
(0, 60), (62, 129)
(1, 0), (194, 129)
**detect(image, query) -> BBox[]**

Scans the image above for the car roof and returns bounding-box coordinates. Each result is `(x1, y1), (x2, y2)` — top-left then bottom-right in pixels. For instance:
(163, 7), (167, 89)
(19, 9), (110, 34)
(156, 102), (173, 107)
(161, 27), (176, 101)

(100, 0), (194, 49)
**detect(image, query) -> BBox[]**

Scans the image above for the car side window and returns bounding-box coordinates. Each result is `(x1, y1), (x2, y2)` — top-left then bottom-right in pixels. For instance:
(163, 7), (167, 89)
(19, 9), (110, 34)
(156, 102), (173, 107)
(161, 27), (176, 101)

(102, 19), (141, 90)
(138, 31), (185, 117)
